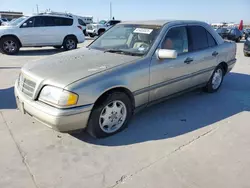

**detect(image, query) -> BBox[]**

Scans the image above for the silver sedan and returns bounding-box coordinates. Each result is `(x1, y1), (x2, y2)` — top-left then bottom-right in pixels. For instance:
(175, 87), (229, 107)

(15, 20), (237, 138)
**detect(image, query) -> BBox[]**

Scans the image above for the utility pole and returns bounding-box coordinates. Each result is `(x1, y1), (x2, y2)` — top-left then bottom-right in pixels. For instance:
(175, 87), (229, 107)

(36, 4), (39, 14)
(110, 2), (112, 20)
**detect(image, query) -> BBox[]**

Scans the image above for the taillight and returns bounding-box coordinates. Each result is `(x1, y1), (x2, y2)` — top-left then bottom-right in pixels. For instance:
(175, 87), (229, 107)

(78, 26), (82, 30)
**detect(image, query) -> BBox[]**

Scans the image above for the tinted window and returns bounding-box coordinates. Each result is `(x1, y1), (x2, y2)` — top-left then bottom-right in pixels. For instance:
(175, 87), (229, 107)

(109, 20), (121, 25)
(53, 17), (73, 26)
(207, 31), (217, 47)
(162, 26), (188, 54)
(22, 17), (35, 27)
(230, 29), (236, 35)
(78, 19), (86, 26)
(44, 16), (55, 26)
(217, 28), (228, 34)
(188, 26), (209, 51)
(34, 17), (45, 27)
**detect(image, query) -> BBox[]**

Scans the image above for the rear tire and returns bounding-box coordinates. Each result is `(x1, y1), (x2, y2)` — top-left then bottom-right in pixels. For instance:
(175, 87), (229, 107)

(203, 65), (224, 93)
(0, 36), (20, 55)
(63, 37), (77, 51)
(87, 92), (133, 138)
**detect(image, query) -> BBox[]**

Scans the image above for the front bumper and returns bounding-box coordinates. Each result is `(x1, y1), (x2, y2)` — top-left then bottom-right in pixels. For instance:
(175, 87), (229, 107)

(86, 29), (97, 35)
(14, 81), (93, 132)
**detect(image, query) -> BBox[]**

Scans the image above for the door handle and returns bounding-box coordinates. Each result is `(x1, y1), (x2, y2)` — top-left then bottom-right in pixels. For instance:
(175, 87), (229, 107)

(184, 57), (193, 64)
(212, 51), (219, 57)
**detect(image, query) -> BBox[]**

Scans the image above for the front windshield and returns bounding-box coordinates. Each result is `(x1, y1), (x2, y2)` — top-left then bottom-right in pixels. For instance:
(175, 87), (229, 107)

(9, 16), (28, 26)
(99, 20), (107, 25)
(89, 24), (161, 56)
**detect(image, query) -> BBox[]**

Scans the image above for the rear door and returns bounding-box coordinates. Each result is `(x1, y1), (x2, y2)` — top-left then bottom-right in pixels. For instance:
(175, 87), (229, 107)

(186, 25), (219, 86)
(51, 16), (74, 44)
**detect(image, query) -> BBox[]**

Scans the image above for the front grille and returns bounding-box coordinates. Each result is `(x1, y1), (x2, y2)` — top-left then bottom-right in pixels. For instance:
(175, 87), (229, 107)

(18, 74), (36, 98)
(87, 25), (93, 30)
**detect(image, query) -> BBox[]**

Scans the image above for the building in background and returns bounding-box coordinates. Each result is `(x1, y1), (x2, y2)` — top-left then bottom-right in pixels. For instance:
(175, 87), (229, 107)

(0, 11), (23, 20)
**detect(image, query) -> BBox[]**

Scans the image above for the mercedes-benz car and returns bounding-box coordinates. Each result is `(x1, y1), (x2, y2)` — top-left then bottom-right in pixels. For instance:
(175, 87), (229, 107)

(15, 20), (237, 138)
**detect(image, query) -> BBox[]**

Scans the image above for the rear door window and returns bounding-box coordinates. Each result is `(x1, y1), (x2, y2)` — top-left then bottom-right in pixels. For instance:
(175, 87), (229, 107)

(188, 26), (209, 51)
(44, 16), (55, 27)
(34, 16), (46, 27)
(206, 31), (217, 47)
(78, 19), (86, 26)
(53, 17), (73, 26)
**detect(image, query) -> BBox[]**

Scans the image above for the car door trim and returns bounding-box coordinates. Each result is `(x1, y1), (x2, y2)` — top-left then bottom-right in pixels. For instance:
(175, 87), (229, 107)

(134, 66), (215, 96)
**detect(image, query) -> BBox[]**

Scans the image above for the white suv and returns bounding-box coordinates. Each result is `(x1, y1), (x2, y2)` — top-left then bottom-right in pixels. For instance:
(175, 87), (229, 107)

(0, 12), (85, 55)
(86, 20), (121, 37)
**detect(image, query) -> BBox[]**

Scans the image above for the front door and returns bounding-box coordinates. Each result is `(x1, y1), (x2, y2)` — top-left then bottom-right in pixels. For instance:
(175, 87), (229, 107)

(149, 26), (196, 102)
(18, 17), (38, 46)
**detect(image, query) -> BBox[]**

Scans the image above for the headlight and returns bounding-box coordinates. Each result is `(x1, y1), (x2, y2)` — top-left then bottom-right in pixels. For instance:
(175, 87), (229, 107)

(39, 86), (78, 106)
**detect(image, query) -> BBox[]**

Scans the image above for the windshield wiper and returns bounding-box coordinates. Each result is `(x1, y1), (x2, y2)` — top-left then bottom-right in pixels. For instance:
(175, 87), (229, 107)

(104, 49), (143, 56)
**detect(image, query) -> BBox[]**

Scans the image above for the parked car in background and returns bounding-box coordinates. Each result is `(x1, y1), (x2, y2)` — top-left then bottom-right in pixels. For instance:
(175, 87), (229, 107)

(244, 37), (250, 57)
(244, 29), (250, 40)
(0, 18), (8, 26)
(0, 12), (85, 55)
(227, 28), (243, 42)
(15, 20), (236, 138)
(86, 19), (121, 37)
(216, 27), (229, 39)
(77, 18), (87, 35)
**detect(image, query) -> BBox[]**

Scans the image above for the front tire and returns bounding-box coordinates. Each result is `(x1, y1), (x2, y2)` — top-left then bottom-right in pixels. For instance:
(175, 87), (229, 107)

(63, 37), (77, 51)
(98, 30), (105, 36)
(204, 65), (224, 93)
(0, 36), (20, 55)
(87, 92), (133, 138)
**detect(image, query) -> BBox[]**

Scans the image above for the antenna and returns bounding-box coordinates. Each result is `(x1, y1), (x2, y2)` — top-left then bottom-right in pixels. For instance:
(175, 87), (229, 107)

(110, 2), (112, 20)
(36, 4), (39, 13)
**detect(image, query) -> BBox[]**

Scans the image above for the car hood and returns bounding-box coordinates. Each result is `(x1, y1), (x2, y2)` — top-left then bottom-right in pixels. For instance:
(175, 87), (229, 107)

(0, 25), (16, 29)
(22, 48), (141, 88)
(0, 25), (16, 33)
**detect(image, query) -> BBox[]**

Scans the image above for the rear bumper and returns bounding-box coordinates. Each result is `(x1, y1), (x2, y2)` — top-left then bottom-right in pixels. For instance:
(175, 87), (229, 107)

(77, 34), (85, 43)
(14, 81), (92, 132)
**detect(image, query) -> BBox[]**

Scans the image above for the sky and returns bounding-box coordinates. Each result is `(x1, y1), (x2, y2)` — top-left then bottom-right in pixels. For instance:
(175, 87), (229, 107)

(1, 0), (250, 24)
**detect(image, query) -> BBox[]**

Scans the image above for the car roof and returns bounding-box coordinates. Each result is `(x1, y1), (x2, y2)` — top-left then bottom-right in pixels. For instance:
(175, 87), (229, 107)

(120, 20), (206, 26)
(35, 13), (74, 19)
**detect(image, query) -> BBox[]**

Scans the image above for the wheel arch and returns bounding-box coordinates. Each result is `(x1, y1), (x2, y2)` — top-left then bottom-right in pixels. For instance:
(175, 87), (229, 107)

(218, 62), (228, 75)
(63, 34), (78, 43)
(98, 28), (106, 33)
(93, 86), (135, 110)
(0, 34), (22, 47)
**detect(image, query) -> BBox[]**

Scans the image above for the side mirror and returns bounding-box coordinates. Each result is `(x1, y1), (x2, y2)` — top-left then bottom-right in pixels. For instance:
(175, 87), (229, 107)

(22, 23), (27, 27)
(156, 49), (177, 59)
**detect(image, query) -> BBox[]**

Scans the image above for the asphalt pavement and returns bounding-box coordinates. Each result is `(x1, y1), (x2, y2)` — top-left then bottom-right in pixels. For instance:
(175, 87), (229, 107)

(0, 41), (250, 188)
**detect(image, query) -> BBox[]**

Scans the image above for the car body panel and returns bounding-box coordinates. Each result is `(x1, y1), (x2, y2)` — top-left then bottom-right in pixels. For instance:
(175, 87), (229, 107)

(15, 20), (237, 132)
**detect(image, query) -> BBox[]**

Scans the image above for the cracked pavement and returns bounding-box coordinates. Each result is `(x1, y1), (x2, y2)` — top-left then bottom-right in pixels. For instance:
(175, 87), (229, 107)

(1, 42), (250, 188)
